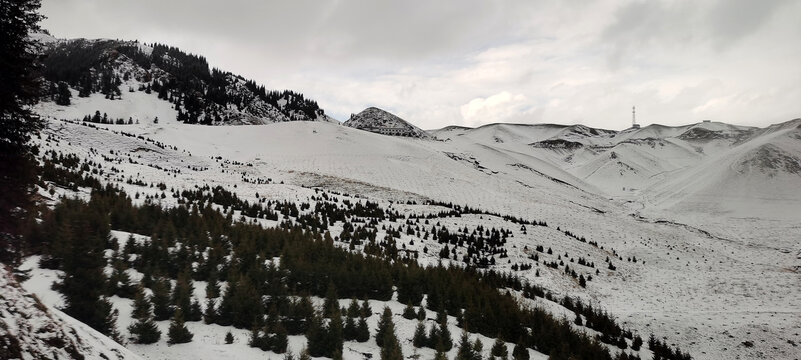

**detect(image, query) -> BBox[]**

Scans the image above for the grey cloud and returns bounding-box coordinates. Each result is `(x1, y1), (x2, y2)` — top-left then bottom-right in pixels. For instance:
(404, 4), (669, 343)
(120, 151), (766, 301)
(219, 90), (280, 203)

(705, 0), (790, 50)
(43, 0), (541, 65)
(602, 0), (790, 69)
(39, 0), (801, 129)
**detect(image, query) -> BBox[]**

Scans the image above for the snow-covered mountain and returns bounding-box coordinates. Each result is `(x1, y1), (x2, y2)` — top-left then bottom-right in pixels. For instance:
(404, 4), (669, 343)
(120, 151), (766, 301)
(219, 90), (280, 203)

(643, 118), (801, 219)
(39, 38), (335, 125)
(434, 119), (801, 218)
(28, 104), (801, 360)
(16, 35), (801, 360)
(343, 107), (431, 138)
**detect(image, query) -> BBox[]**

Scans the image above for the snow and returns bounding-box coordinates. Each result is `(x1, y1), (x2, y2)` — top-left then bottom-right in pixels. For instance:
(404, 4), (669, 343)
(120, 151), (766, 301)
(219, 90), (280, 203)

(644, 122), (801, 220)
(18, 256), (65, 309)
(35, 89), (178, 126)
(1, 265), (141, 360)
(30, 31), (59, 44)
(26, 92), (801, 360)
(137, 42), (154, 56)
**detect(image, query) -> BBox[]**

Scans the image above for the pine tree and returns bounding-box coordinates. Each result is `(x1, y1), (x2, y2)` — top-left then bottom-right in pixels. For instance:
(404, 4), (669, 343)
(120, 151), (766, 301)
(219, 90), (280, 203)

(402, 302), (417, 320)
(273, 322), (289, 353)
(648, 333), (656, 350)
(128, 285), (161, 344)
(224, 275), (263, 329)
(511, 341), (529, 360)
(631, 335), (643, 351)
(0, 0), (45, 265)
(264, 304), (279, 332)
(360, 298), (372, 318)
(151, 278), (172, 321)
(323, 283), (339, 318)
(434, 346), (449, 360)
(97, 298), (123, 343)
(473, 338), (484, 360)
(167, 308), (193, 344)
(355, 316), (370, 343)
(439, 316), (453, 351)
(55, 214), (119, 339)
(248, 325), (264, 349)
(171, 270), (194, 316)
(347, 298), (360, 318)
(456, 332), (478, 360)
(427, 322), (441, 349)
(491, 337), (508, 359)
(225, 331), (234, 344)
(616, 335), (628, 349)
(343, 314), (357, 341)
(285, 295), (314, 335)
(416, 306), (426, 321)
(187, 297), (202, 322)
(107, 249), (135, 298)
(326, 308), (344, 357)
(203, 298), (216, 324)
(305, 313), (327, 357)
(205, 270), (220, 298)
(375, 306), (393, 348)
(379, 311), (403, 360)
(55, 81), (71, 105)
(413, 320), (427, 348)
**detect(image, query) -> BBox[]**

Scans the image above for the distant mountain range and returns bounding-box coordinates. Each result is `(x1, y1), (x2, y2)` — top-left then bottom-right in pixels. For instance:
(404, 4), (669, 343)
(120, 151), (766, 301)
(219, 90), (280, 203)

(431, 118), (801, 217)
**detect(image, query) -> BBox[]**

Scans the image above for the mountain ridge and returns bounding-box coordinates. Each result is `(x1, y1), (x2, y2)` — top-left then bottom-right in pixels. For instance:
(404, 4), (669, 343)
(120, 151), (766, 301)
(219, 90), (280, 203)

(38, 37), (335, 125)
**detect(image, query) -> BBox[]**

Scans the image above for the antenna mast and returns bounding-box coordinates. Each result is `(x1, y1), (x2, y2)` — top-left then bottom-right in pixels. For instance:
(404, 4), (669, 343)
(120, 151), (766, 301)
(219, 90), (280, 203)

(632, 106), (636, 127)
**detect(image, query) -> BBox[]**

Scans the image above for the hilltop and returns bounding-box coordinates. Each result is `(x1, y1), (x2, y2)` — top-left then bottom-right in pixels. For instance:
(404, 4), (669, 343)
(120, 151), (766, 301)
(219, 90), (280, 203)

(343, 107), (431, 138)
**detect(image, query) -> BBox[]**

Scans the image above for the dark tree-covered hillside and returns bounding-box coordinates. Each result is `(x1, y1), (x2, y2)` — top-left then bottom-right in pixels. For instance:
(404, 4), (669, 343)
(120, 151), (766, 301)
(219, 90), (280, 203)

(26, 155), (697, 360)
(39, 39), (327, 124)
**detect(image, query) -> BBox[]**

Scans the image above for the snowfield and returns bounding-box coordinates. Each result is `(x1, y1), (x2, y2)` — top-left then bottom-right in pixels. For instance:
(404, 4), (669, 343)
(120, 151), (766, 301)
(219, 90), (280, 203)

(22, 90), (801, 360)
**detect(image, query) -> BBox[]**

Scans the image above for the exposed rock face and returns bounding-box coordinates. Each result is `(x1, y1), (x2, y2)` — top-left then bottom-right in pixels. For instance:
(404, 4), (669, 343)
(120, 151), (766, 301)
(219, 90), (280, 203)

(343, 107), (430, 138)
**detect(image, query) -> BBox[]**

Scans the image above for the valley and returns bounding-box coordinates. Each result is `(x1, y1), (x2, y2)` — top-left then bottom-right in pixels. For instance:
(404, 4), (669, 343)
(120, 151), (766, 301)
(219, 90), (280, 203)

(3, 34), (798, 360)
(25, 86), (801, 359)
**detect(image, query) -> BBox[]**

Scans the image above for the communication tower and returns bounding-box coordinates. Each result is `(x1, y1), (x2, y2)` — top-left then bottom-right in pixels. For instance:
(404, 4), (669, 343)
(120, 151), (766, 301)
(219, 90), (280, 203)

(632, 106), (640, 129)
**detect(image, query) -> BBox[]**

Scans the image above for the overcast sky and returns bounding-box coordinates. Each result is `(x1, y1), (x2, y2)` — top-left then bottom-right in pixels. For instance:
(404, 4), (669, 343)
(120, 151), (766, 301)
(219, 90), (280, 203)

(41, 0), (801, 130)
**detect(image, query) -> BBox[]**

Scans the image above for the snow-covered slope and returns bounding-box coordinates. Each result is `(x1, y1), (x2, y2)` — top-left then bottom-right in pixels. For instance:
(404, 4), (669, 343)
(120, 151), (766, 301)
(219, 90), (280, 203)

(343, 107), (430, 138)
(26, 107), (801, 360)
(644, 118), (801, 219)
(0, 266), (140, 360)
(431, 118), (801, 219)
(22, 34), (801, 360)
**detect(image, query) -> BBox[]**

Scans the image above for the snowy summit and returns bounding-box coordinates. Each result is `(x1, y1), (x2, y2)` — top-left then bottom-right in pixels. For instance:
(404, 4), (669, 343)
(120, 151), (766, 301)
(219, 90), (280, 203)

(343, 107), (431, 139)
